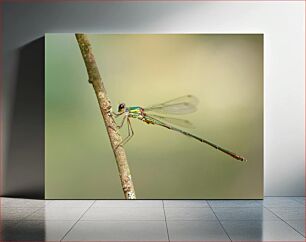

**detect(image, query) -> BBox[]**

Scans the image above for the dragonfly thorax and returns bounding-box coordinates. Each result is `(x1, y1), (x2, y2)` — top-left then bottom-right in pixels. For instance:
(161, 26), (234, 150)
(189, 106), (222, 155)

(127, 106), (144, 118)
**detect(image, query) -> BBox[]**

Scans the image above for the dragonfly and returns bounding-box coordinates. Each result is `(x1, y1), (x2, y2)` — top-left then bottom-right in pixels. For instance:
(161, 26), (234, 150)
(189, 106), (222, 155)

(112, 95), (247, 162)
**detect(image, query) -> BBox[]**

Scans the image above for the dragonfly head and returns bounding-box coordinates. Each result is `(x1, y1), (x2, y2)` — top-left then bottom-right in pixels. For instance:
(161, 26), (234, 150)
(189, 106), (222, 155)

(118, 103), (126, 113)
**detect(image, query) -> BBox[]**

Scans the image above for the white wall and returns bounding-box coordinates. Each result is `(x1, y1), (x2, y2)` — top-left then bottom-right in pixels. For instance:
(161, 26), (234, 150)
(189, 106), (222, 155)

(3, 1), (304, 196)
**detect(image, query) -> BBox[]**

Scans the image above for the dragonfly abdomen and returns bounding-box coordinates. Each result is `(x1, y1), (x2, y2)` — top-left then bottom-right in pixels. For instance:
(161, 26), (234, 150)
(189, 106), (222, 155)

(153, 120), (246, 162)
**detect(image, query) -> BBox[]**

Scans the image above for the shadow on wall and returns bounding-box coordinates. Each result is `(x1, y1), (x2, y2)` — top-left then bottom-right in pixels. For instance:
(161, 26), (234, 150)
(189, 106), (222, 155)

(4, 37), (45, 199)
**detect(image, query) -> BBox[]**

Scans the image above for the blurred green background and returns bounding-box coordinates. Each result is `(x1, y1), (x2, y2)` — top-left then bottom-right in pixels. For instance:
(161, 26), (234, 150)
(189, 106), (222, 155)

(45, 34), (263, 199)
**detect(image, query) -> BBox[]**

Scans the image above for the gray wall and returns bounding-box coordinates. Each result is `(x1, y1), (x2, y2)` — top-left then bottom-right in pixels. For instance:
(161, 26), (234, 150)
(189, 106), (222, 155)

(2, 1), (304, 198)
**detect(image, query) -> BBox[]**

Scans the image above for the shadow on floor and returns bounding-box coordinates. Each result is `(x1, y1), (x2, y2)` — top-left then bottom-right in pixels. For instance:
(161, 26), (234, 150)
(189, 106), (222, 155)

(4, 37), (45, 199)
(1, 220), (46, 241)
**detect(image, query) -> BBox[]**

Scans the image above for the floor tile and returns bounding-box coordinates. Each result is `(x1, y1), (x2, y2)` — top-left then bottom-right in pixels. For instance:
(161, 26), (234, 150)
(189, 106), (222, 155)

(81, 207), (165, 220)
(1, 197), (304, 241)
(47, 200), (94, 208)
(208, 199), (263, 207)
(63, 220), (168, 241)
(0, 220), (19, 228)
(0, 220), (20, 240)
(93, 200), (163, 208)
(221, 220), (305, 241)
(264, 197), (304, 207)
(213, 207), (279, 220)
(286, 220), (305, 236)
(164, 200), (209, 207)
(1, 220), (75, 241)
(0, 220), (20, 233)
(167, 220), (230, 241)
(0, 207), (39, 220)
(268, 207), (305, 220)
(26, 207), (88, 220)
(165, 207), (217, 221)
(0, 198), (48, 208)
(292, 197), (305, 205)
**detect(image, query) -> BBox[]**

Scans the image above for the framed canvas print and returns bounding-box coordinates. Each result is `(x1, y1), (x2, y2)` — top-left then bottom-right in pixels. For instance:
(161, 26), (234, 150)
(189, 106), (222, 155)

(45, 34), (263, 199)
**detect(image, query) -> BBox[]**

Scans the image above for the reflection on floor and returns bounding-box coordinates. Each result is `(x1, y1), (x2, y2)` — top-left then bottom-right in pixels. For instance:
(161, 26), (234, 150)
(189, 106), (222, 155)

(0, 197), (304, 241)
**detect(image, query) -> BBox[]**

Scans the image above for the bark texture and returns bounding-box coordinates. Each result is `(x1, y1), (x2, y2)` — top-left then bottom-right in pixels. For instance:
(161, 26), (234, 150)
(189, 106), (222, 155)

(75, 33), (136, 199)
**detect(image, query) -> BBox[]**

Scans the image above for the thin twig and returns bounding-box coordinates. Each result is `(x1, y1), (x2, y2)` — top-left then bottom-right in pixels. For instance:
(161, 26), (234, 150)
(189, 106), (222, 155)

(75, 33), (136, 199)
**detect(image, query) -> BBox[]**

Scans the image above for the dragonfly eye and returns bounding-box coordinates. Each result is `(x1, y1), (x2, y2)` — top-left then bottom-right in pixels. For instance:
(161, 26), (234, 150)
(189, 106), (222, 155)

(118, 103), (125, 112)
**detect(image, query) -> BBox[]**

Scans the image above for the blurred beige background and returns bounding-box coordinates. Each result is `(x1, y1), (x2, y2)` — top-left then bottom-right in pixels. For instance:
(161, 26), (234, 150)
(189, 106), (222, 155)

(45, 34), (263, 199)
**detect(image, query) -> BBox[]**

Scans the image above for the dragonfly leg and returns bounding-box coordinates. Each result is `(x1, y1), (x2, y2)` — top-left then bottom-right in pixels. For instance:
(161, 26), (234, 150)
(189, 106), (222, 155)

(107, 113), (126, 133)
(115, 118), (131, 149)
(121, 118), (134, 145)
(117, 115), (127, 129)
(112, 111), (123, 118)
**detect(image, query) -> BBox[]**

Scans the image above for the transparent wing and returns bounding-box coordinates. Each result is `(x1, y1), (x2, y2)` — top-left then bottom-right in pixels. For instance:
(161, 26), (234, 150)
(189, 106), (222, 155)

(147, 114), (195, 129)
(144, 95), (199, 115)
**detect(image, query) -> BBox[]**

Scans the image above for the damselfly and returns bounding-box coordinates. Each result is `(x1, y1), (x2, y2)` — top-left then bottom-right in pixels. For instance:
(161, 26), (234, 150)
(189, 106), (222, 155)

(112, 95), (247, 162)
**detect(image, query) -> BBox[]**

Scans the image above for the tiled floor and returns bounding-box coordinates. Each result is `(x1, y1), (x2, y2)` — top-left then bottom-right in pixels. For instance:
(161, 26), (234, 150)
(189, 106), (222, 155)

(0, 197), (304, 241)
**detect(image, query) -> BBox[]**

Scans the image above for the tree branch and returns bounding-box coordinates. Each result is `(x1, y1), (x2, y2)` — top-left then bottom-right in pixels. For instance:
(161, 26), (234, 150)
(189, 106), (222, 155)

(75, 33), (136, 199)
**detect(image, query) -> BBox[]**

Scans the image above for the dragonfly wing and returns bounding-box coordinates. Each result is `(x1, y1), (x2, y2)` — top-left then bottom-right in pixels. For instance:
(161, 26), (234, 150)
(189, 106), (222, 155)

(147, 114), (195, 129)
(144, 95), (199, 115)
